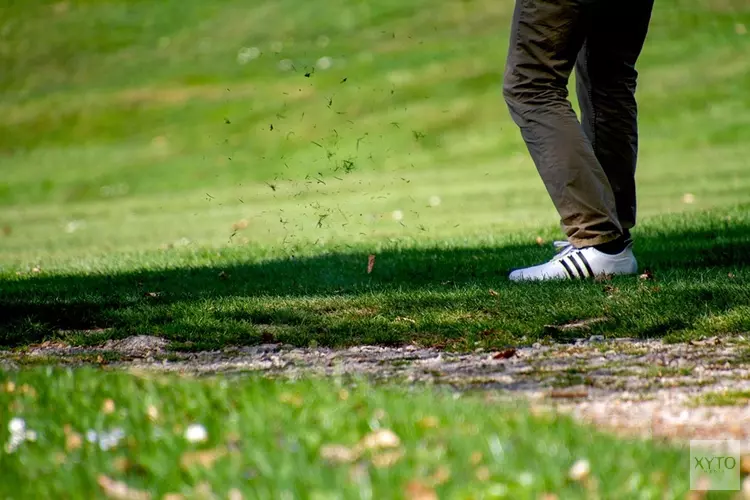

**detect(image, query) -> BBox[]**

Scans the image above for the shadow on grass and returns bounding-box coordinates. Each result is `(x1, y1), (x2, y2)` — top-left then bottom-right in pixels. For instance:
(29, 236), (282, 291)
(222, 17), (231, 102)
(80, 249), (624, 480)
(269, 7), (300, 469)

(1, 217), (750, 348)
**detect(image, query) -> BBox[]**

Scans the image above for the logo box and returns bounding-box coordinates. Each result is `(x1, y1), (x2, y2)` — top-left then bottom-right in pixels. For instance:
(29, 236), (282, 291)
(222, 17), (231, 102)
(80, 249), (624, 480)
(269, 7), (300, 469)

(690, 440), (741, 491)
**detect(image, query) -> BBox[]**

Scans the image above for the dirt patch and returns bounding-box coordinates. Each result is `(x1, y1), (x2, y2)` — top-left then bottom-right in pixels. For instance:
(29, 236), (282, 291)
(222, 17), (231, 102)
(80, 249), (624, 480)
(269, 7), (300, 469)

(3, 335), (750, 447)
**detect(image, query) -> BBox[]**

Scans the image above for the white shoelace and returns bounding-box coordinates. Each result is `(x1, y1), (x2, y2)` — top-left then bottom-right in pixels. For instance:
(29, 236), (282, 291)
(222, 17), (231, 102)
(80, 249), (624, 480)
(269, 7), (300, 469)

(551, 240), (576, 262)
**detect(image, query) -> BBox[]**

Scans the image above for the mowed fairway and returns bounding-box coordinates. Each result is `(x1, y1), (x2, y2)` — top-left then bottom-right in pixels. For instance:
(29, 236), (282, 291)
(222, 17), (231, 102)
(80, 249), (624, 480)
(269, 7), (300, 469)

(1, 0), (750, 497)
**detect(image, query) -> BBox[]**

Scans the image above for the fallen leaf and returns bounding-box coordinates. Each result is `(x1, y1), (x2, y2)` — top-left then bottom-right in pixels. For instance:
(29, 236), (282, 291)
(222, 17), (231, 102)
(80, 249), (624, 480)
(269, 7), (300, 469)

(569, 459), (590, 482)
(102, 399), (116, 415)
(227, 489), (243, 500)
(741, 454), (750, 475)
(279, 392), (303, 407)
(218, 271), (229, 280)
(180, 447), (227, 469)
(470, 451), (483, 465)
(162, 494), (185, 500)
(639, 269), (654, 281)
(729, 273), (736, 279)
(4, 381), (15, 393)
(417, 416), (439, 429)
(360, 429), (400, 450)
(488, 289), (499, 296)
(320, 444), (359, 464)
(372, 449), (404, 468)
(112, 457), (140, 474)
(2, 225), (11, 236)
(367, 254), (376, 274)
(405, 481), (438, 500)
(475, 466), (491, 481)
(144, 292), (160, 298)
(146, 405), (159, 421)
(535, 236), (544, 245)
(338, 389), (349, 401)
(231, 219), (249, 231)
(65, 429), (83, 451)
(682, 193), (695, 204)
(493, 348), (516, 360)
(97, 475), (151, 500)
(432, 465), (451, 485)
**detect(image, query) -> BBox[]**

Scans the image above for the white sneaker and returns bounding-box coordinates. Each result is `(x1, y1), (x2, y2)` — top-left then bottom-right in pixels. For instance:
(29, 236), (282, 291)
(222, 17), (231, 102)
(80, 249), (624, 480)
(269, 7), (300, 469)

(508, 240), (638, 281)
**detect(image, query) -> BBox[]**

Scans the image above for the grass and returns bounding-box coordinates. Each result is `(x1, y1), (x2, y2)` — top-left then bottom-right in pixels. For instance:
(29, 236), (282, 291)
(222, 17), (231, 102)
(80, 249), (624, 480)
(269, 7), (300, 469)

(1, 0), (750, 350)
(1, 1), (749, 496)
(694, 389), (750, 407)
(0, 368), (724, 499)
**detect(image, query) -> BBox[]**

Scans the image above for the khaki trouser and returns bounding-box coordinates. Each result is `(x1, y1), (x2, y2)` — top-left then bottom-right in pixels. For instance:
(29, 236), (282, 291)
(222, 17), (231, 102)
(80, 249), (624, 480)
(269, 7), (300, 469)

(503, 0), (654, 247)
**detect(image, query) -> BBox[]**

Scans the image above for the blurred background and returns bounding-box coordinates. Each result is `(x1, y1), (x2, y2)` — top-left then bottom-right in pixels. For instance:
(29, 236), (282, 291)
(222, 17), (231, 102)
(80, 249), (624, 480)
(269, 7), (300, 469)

(1, 0), (749, 263)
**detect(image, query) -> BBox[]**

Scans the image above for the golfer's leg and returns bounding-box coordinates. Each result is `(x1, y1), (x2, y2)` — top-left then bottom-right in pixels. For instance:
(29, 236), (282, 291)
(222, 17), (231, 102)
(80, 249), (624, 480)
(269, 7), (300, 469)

(575, 0), (654, 232)
(503, 0), (622, 247)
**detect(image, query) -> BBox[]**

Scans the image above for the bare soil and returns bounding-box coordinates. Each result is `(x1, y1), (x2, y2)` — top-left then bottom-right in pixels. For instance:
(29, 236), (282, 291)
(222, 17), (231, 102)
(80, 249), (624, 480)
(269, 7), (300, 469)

(4, 335), (750, 447)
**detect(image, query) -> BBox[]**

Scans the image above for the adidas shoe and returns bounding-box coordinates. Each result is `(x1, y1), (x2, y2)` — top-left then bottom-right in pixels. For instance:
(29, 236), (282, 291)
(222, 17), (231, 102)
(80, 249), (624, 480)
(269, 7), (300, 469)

(508, 240), (638, 281)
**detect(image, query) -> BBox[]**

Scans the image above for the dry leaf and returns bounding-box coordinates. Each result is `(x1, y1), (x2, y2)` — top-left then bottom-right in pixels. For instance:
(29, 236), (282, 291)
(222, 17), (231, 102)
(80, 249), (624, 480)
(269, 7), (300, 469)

(231, 219), (249, 231)
(4, 381), (15, 393)
(367, 254), (376, 274)
(65, 430), (83, 451)
(227, 489), (244, 500)
(162, 494), (185, 500)
(97, 475), (151, 500)
(320, 444), (359, 464)
(113, 457), (130, 473)
(535, 236), (545, 245)
(360, 429), (400, 450)
(218, 271), (229, 280)
(144, 292), (160, 298)
(372, 449), (404, 468)
(278, 392), (303, 407)
(102, 399), (116, 415)
(569, 459), (590, 482)
(470, 451), (483, 465)
(682, 193), (695, 204)
(417, 416), (439, 429)
(741, 454), (750, 475)
(180, 447), (227, 469)
(475, 466), (491, 481)
(338, 389), (349, 401)
(432, 465), (451, 485)
(405, 481), (438, 500)
(493, 348), (516, 360)
(488, 289), (499, 296)
(146, 405), (159, 421)
(639, 269), (654, 281)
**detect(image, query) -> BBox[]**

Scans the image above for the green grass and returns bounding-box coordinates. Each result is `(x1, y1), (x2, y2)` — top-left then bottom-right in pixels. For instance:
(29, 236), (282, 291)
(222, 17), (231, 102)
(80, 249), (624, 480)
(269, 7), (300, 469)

(1, 0), (749, 350)
(694, 389), (750, 407)
(1, 2), (749, 496)
(0, 368), (724, 499)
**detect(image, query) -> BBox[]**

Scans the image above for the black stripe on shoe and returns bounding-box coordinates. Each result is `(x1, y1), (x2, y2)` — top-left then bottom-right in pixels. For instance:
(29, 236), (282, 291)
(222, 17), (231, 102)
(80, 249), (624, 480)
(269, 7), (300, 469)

(568, 254), (586, 279)
(559, 258), (577, 279)
(576, 251), (595, 278)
